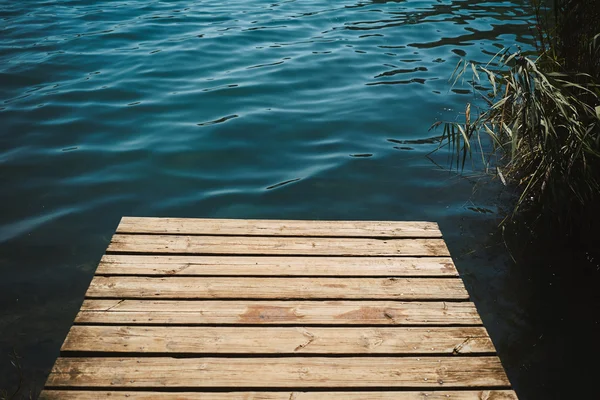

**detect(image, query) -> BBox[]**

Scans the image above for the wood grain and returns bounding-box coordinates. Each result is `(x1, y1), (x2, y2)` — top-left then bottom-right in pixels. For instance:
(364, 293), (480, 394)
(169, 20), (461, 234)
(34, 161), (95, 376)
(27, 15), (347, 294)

(96, 255), (458, 276)
(45, 356), (511, 388)
(85, 276), (468, 300)
(75, 300), (483, 325)
(107, 235), (451, 256)
(40, 390), (519, 400)
(117, 217), (442, 238)
(61, 326), (494, 354)
(41, 218), (517, 398)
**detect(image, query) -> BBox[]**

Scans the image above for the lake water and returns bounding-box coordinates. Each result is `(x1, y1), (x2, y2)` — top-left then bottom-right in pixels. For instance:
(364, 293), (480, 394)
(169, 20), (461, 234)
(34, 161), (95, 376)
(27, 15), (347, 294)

(3, 1), (596, 398)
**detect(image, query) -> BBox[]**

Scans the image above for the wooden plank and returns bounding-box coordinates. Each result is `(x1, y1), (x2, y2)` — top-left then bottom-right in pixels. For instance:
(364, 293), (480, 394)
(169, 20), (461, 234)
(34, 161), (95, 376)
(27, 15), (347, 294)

(107, 235), (450, 257)
(45, 356), (510, 388)
(61, 326), (494, 354)
(42, 218), (518, 398)
(117, 217), (442, 238)
(40, 390), (519, 399)
(75, 300), (483, 325)
(85, 276), (468, 300)
(97, 255), (458, 276)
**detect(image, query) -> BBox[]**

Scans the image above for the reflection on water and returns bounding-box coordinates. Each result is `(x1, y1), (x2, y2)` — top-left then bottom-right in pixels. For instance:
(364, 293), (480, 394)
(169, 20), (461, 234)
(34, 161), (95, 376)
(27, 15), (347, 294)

(3, 0), (593, 399)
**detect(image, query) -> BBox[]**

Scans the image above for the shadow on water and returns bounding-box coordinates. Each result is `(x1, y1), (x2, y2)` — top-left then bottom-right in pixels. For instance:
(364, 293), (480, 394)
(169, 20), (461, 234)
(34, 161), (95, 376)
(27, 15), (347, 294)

(440, 188), (600, 400)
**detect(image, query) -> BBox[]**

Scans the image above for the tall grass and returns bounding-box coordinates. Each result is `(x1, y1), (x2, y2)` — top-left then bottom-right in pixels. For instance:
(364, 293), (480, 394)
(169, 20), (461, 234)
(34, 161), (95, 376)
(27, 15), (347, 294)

(433, 0), (600, 237)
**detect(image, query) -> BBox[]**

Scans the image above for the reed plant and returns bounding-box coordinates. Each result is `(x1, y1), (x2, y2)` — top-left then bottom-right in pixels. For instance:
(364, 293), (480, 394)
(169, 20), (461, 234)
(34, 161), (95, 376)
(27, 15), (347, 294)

(433, 0), (600, 236)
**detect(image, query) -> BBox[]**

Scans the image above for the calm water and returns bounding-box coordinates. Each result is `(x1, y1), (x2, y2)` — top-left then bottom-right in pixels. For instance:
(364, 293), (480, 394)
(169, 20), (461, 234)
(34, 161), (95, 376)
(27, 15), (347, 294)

(3, 0), (595, 398)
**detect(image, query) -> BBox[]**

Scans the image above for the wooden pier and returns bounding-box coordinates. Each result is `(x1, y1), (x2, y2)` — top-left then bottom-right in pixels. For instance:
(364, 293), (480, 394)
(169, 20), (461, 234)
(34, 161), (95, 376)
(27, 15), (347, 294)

(40, 217), (517, 399)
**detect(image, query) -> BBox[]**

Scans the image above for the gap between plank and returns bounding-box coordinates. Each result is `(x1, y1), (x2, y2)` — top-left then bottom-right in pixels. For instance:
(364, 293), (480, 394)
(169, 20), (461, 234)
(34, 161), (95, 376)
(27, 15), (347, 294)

(58, 351), (498, 358)
(42, 386), (513, 393)
(82, 297), (472, 302)
(72, 323), (485, 328)
(104, 251), (453, 258)
(115, 232), (443, 240)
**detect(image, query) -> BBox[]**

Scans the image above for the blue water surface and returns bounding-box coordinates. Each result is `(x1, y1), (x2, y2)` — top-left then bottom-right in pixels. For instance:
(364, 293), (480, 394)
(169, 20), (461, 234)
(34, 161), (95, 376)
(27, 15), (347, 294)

(1, 0), (568, 398)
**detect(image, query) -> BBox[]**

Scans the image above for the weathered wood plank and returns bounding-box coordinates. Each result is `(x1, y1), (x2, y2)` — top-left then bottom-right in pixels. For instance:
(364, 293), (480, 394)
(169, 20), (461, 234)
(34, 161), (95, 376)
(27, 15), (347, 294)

(42, 218), (518, 398)
(76, 300), (483, 325)
(117, 217), (442, 238)
(107, 235), (450, 257)
(45, 356), (510, 388)
(61, 326), (494, 354)
(97, 255), (458, 276)
(85, 276), (468, 300)
(40, 390), (519, 400)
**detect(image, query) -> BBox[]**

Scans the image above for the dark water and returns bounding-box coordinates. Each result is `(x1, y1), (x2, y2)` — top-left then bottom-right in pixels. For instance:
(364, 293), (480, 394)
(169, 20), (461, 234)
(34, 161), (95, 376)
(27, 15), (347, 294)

(3, 0), (597, 399)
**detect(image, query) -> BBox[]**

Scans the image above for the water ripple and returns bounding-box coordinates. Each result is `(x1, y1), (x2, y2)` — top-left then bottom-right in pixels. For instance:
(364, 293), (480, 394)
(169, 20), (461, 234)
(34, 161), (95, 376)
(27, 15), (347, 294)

(0, 0), (536, 391)
(197, 114), (239, 126)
